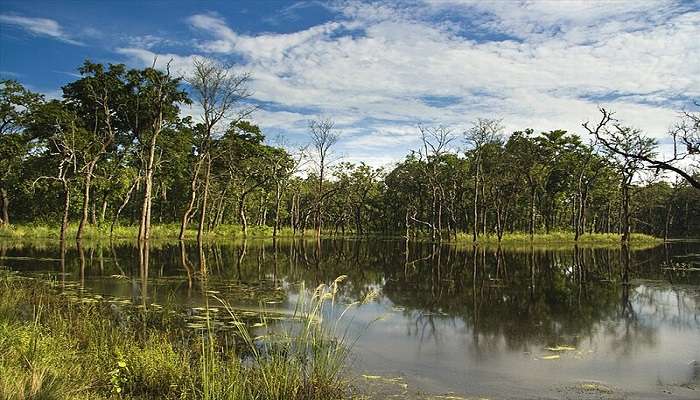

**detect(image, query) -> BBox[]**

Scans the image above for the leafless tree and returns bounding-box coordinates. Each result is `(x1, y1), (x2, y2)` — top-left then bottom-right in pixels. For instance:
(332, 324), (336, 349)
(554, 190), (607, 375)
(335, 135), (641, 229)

(185, 57), (254, 242)
(33, 117), (79, 242)
(309, 118), (339, 237)
(583, 108), (656, 243)
(465, 118), (503, 242)
(584, 106), (699, 190)
(417, 125), (455, 240)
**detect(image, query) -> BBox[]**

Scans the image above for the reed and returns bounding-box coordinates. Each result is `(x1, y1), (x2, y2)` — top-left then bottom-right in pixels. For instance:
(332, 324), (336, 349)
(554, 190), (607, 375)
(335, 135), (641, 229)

(0, 223), (318, 241)
(450, 231), (662, 247)
(0, 271), (368, 399)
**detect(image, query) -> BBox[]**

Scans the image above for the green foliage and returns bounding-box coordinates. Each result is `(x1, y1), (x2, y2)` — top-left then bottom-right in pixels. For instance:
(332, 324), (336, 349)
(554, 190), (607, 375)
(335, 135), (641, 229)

(2, 61), (700, 241)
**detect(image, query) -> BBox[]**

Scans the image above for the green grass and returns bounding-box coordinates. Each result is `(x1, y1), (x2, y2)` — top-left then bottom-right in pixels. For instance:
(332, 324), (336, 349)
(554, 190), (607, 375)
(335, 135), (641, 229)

(0, 223), (664, 250)
(0, 271), (368, 400)
(453, 231), (662, 245)
(0, 223), (317, 241)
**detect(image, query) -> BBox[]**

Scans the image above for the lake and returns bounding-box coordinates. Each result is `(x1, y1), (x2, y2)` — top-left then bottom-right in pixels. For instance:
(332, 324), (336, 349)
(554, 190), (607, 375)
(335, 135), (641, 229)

(1, 238), (699, 399)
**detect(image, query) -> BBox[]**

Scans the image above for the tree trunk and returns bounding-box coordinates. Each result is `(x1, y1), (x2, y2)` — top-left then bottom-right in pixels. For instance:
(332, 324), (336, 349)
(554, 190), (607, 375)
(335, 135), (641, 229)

(290, 193), (297, 236)
(60, 180), (71, 242)
(472, 161), (479, 242)
(197, 154), (211, 243)
(91, 197), (97, 226)
(111, 178), (137, 238)
(239, 192), (248, 236)
(213, 187), (227, 230)
(495, 205), (504, 242)
(0, 188), (9, 226)
(529, 185), (536, 239)
(100, 198), (108, 226)
(139, 133), (158, 242)
(664, 204), (672, 242)
(621, 179), (630, 244)
(355, 206), (363, 236)
(317, 163), (324, 238)
(273, 182), (282, 237)
(179, 159), (202, 240)
(481, 180), (487, 236)
(76, 164), (94, 240)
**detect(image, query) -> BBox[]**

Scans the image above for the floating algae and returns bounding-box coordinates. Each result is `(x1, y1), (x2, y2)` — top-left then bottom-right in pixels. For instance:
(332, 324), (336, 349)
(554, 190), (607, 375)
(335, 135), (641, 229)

(545, 345), (576, 352)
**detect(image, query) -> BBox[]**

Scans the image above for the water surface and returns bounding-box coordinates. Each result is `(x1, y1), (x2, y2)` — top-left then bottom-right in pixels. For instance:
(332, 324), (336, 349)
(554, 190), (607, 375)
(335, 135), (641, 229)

(1, 238), (699, 399)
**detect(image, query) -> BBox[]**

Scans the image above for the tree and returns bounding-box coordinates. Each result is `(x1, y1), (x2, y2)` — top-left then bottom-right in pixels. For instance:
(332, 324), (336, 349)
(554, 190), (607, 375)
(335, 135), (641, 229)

(0, 80), (42, 226)
(583, 108), (656, 243)
(417, 125), (455, 240)
(62, 61), (129, 240)
(185, 57), (253, 242)
(585, 107), (699, 189)
(465, 118), (503, 242)
(506, 130), (544, 238)
(27, 100), (81, 241)
(309, 118), (339, 238)
(218, 121), (271, 235)
(126, 61), (189, 241)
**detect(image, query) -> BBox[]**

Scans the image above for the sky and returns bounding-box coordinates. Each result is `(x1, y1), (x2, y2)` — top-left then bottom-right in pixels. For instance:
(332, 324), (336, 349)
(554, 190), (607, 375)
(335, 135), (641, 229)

(1, 0), (699, 167)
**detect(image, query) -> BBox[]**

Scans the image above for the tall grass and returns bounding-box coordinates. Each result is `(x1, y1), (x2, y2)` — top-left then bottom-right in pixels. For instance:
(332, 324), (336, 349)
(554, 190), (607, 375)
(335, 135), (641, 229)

(0, 272), (369, 399)
(0, 223), (318, 241)
(210, 276), (378, 400)
(451, 231), (662, 247)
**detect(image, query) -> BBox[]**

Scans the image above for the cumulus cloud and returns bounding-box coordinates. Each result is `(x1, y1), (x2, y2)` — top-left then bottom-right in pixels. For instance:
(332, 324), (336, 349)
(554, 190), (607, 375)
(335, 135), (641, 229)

(0, 14), (83, 45)
(119, 1), (700, 166)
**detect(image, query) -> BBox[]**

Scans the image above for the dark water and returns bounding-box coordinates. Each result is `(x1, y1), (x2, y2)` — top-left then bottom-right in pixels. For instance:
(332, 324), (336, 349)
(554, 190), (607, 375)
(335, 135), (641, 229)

(1, 238), (699, 398)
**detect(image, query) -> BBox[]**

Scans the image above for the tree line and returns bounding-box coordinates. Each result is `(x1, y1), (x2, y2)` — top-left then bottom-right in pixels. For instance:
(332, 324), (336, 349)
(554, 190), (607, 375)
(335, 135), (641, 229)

(1, 59), (699, 242)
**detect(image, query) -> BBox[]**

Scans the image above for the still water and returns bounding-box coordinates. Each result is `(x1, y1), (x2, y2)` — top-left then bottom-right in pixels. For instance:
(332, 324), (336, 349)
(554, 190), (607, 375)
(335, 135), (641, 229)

(1, 239), (699, 399)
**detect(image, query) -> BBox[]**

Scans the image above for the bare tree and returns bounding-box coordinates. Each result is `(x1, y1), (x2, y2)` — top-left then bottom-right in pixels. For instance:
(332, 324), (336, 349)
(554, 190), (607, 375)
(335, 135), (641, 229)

(185, 57), (254, 242)
(269, 139), (306, 238)
(465, 118), (503, 242)
(417, 125), (455, 241)
(584, 106), (699, 190)
(583, 108), (656, 243)
(309, 118), (339, 238)
(33, 114), (79, 242)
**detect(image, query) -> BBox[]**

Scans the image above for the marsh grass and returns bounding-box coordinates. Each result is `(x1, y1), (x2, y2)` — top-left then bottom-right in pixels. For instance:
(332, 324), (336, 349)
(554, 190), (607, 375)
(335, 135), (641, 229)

(450, 231), (662, 248)
(1, 223), (664, 251)
(210, 276), (378, 400)
(0, 271), (367, 399)
(0, 223), (317, 241)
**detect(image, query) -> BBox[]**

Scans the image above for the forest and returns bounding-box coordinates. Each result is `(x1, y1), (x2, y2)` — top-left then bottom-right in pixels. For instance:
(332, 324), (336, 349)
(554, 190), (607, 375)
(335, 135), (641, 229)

(1, 59), (699, 243)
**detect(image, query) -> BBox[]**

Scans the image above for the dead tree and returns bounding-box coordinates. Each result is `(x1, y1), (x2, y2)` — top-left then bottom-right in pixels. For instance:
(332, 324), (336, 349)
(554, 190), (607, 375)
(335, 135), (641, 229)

(185, 57), (254, 242)
(309, 118), (338, 238)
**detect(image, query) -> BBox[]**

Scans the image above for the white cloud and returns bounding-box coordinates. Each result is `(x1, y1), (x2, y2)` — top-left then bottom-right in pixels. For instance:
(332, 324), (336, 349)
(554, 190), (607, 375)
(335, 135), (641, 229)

(127, 34), (181, 50)
(115, 47), (200, 78)
(117, 1), (700, 167)
(0, 14), (83, 45)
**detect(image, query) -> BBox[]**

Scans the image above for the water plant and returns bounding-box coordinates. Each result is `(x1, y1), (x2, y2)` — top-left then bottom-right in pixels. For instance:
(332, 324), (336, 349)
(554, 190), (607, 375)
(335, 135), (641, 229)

(0, 271), (372, 399)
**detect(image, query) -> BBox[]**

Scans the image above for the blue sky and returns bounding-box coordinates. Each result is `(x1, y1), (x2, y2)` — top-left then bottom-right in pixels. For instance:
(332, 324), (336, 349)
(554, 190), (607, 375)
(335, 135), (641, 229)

(1, 0), (699, 166)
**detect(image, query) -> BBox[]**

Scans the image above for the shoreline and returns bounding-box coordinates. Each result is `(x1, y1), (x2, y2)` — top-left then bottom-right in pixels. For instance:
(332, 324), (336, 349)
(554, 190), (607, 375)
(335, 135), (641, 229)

(0, 223), (664, 247)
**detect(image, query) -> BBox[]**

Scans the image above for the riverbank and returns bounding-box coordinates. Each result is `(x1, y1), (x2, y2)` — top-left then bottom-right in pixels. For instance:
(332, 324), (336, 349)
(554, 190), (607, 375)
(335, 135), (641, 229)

(453, 231), (663, 246)
(0, 223), (316, 241)
(0, 271), (355, 400)
(0, 224), (663, 247)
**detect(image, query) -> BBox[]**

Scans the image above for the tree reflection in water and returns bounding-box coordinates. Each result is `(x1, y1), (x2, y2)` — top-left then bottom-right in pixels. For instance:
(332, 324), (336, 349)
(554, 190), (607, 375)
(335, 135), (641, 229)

(1, 238), (698, 390)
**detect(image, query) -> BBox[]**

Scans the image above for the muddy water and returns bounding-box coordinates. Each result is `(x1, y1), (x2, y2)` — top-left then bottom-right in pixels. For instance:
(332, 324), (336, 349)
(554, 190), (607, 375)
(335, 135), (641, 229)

(1, 238), (699, 399)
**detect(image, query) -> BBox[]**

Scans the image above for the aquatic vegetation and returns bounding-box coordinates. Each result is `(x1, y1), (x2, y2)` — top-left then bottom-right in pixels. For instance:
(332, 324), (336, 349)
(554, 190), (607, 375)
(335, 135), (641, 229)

(0, 223), (318, 241)
(0, 272), (368, 399)
(0, 224), (665, 249)
(452, 231), (662, 246)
